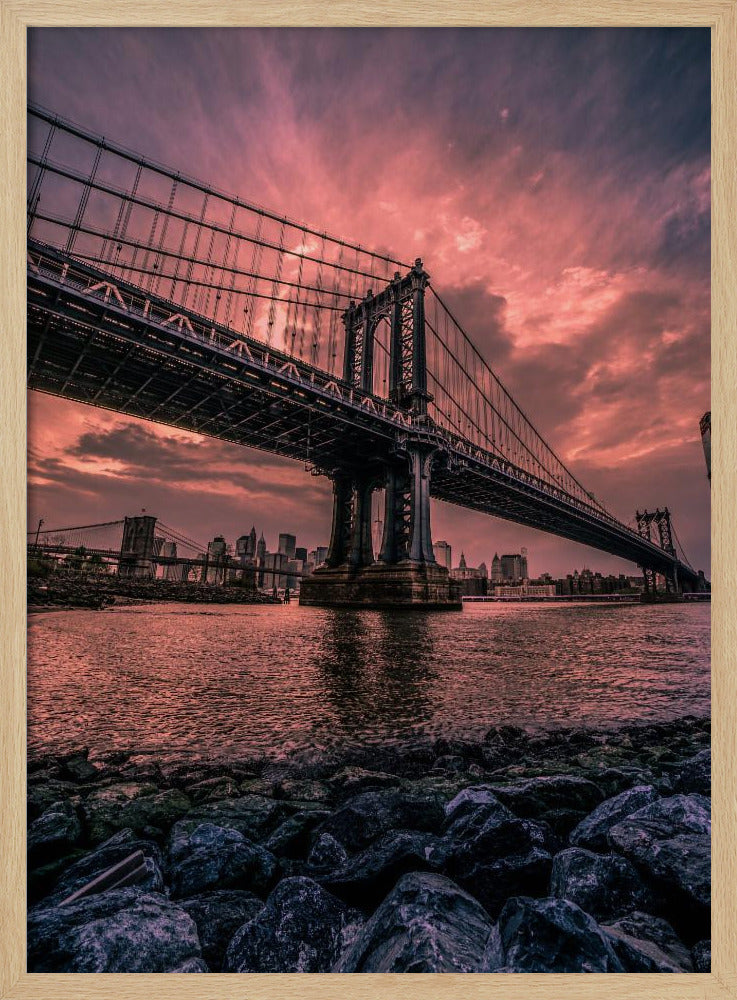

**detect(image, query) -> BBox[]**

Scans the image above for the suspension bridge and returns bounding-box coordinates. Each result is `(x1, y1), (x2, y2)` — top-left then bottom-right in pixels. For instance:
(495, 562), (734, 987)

(26, 104), (703, 607)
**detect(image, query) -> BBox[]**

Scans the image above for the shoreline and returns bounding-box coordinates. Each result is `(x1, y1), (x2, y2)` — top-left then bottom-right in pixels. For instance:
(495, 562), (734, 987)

(27, 714), (710, 973)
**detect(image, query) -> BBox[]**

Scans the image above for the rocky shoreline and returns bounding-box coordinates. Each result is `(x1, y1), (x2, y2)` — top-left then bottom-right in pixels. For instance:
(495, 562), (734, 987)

(27, 578), (282, 611)
(27, 716), (710, 973)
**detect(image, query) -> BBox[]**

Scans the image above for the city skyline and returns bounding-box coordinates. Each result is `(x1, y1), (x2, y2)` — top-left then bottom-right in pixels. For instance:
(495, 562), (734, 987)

(27, 28), (710, 578)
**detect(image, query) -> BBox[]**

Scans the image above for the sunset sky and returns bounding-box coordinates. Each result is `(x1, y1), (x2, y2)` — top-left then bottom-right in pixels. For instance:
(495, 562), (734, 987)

(27, 28), (711, 578)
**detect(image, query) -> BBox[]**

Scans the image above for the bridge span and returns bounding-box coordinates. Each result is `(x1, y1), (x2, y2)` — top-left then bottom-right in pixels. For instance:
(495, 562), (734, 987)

(26, 104), (702, 606)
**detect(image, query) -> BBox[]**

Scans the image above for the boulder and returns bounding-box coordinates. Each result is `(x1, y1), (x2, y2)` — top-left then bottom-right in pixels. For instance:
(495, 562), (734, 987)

(318, 830), (443, 908)
(28, 800), (82, 863)
(604, 911), (693, 971)
(442, 796), (554, 918)
(608, 794), (711, 920)
(570, 785), (659, 853)
(550, 848), (655, 922)
(307, 833), (348, 870)
(490, 775), (605, 818)
(334, 872), (493, 973)
(168, 794), (287, 843)
(602, 925), (689, 972)
(27, 889), (202, 972)
(263, 810), (331, 859)
(481, 896), (624, 972)
(327, 767), (401, 796)
(58, 749), (100, 784)
(42, 829), (164, 906)
(168, 823), (277, 899)
(315, 789), (445, 852)
(673, 748), (711, 797)
(692, 939), (711, 972)
(224, 876), (362, 973)
(179, 890), (263, 971)
(82, 784), (191, 843)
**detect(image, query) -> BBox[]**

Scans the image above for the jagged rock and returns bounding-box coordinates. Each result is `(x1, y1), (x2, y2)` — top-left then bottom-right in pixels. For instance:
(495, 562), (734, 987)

(180, 890), (263, 971)
(224, 876), (361, 972)
(442, 794), (554, 918)
(334, 872), (493, 973)
(58, 750), (99, 784)
(608, 794), (711, 913)
(168, 794), (287, 843)
(82, 784), (191, 843)
(327, 767), (401, 796)
(604, 911), (693, 971)
(28, 800), (82, 863)
(168, 823), (277, 899)
(263, 810), (331, 859)
(27, 889), (202, 972)
(318, 830), (443, 907)
(27, 779), (80, 822)
(481, 896), (624, 972)
(692, 939), (711, 971)
(315, 789), (445, 852)
(570, 785), (659, 852)
(307, 833), (348, 870)
(41, 829), (164, 906)
(185, 776), (241, 804)
(490, 774), (605, 818)
(602, 925), (688, 972)
(673, 749), (711, 797)
(550, 848), (655, 922)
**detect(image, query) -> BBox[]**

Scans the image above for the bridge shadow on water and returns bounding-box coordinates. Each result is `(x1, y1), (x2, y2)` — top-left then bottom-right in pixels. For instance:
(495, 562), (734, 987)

(310, 610), (439, 742)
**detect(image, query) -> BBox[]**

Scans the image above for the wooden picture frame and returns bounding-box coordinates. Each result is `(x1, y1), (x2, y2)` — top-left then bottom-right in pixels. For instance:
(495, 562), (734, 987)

(1, 4), (733, 998)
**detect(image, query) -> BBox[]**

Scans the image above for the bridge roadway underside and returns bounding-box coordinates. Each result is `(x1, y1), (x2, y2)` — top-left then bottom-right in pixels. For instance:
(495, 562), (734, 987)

(27, 261), (696, 587)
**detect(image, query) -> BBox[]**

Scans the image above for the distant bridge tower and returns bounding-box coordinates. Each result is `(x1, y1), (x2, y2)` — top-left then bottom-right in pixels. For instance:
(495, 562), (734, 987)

(301, 260), (459, 608)
(635, 508), (679, 595)
(119, 514), (157, 578)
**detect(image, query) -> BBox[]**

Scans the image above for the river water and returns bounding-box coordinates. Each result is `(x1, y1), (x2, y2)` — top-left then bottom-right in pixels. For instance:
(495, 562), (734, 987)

(27, 601), (710, 763)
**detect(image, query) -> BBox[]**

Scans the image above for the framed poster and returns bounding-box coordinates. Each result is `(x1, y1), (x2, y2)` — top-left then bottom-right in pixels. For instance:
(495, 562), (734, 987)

(1, 4), (734, 999)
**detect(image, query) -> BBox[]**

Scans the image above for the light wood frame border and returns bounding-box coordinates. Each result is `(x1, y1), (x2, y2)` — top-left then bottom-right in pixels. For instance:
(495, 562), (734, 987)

(1, 5), (733, 999)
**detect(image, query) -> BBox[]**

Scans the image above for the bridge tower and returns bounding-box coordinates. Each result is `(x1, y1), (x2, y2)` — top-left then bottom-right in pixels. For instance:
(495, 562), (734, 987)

(118, 514), (157, 578)
(300, 260), (460, 608)
(635, 508), (680, 596)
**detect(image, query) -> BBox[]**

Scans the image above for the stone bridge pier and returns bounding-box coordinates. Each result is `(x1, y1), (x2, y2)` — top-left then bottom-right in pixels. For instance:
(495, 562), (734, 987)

(300, 260), (460, 609)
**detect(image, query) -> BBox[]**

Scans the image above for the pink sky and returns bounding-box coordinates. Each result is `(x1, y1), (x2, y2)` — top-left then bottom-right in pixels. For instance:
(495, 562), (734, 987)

(27, 28), (711, 577)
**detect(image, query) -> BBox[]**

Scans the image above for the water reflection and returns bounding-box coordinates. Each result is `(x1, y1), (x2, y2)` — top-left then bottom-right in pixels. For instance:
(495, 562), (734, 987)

(314, 610), (436, 739)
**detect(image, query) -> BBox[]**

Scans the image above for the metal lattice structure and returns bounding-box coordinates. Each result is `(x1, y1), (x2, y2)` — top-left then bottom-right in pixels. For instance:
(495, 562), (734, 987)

(26, 105), (702, 595)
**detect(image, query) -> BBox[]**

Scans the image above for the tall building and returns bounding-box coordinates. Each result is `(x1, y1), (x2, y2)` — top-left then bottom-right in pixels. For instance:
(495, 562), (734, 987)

(236, 526), (258, 562)
(295, 547), (308, 563)
(278, 533), (296, 559)
(206, 536), (228, 584)
(256, 532), (266, 562)
(433, 540), (452, 570)
(521, 547), (529, 580)
(500, 553), (528, 582)
(700, 411), (711, 481)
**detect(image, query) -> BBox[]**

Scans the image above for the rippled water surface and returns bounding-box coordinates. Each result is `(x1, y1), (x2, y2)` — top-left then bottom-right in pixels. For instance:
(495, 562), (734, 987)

(27, 602), (710, 762)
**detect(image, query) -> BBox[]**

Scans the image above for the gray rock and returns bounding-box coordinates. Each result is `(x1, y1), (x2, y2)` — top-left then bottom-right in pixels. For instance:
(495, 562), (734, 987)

(307, 833), (349, 870)
(27, 889), (202, 972)
(168, 794), (287, 844)
(168, 823), (277, 899)
(570, 785), (659, 853)
(442, 798), (554, 918)
(28, 800), (82, 863)
(481, 896), (624, 972)
(59, 749), (99, 783)
(318, 830), (443, 907)
(315, 789), (445, 852)
(608, 794), (711, 910)
(42, 829), (164, 906)
(334, 872), (493, 973)
(602, 925), (688, 972)
(692, 938), (711, 971)
(82, 784), (192, 843)
(169, 957), (210, 972)
(263, 810), (330, 859)
(443, 785), (511, 828)
(605, 911), (693, 971)
(180, 890), (263, 971)
(490, 775), (605, 818)
(550, 848), (655, 922)
(674, 748), (711, 797)
(224, 876), (361, 972)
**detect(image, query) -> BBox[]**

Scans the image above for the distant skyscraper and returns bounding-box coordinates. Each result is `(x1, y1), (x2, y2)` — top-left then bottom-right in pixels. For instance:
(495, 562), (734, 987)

(433, 540), (452, 570)
(256, 532), (266, 562)
(491, 553), (502, 584)
(700, 411), (711, 481)
(521, 547), (529, 580)
(501, 553), (525, 582)
(278, 533), (296, 559)
(295, 547), (308, 563)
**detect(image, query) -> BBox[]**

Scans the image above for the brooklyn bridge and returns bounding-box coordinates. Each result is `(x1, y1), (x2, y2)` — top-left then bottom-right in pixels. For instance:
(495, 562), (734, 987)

(26, 104), (703, 607)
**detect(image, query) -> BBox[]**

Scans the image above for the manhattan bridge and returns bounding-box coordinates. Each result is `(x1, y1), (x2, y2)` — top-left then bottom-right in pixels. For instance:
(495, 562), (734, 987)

(26, 105), (703, 607)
